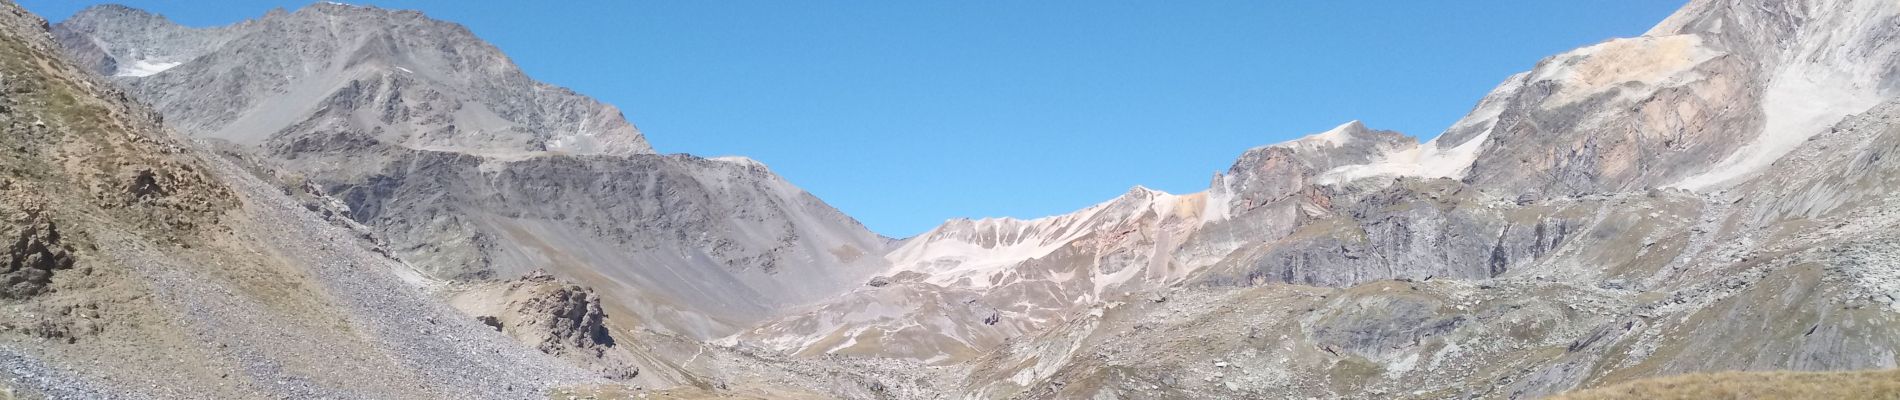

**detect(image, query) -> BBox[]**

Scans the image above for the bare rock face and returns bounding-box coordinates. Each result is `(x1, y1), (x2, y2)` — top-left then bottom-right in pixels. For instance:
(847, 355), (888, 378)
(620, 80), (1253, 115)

(1420, 0), (1900, 194)
(1214, 121), (1414, 212)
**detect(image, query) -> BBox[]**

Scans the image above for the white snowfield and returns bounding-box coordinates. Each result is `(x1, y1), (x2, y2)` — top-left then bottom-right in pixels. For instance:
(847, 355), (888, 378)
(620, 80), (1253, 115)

(709, 155), (769, 169)
(1268, 120), (1363, 151)
(112, 59), (180, 77)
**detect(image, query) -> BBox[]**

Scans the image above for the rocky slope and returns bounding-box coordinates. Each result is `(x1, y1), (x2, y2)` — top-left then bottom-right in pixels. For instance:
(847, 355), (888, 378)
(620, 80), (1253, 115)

(740, 0), (1900, 397)
(54, 3), (649, 155)
(973, 98), (1900, 395)
(54, 3), (892, 339)
(738, 121), (1413, 364)
(1363, 0), (1897, 194)
(0, 2), (602, 397)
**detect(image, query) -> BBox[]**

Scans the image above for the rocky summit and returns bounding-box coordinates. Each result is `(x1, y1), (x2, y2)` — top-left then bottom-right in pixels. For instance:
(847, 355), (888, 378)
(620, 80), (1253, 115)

(2, 0), (1898, 398)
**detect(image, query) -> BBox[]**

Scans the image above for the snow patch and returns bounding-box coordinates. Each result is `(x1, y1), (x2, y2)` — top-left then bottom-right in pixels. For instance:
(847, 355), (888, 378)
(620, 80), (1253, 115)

(114, 60), (182, 77)
(709, 156), (768, 169)
(1270, 120), (1361, 150)
(1315, 128), (1491, 185)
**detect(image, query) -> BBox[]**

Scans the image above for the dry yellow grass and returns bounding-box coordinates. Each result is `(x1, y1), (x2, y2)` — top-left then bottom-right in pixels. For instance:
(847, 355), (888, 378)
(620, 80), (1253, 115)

(1553, 369), (1900, 400)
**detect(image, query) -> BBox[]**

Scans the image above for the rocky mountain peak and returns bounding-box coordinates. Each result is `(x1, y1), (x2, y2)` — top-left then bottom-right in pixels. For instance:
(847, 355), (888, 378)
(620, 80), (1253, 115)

(54, 4), (225, 77)
(53, 3), (655, 156)
(48, 4), (901, 343)
(1433, 0), (1900, 193)
(67, 4), (155, 22)
(1266, 120), (1368, 150)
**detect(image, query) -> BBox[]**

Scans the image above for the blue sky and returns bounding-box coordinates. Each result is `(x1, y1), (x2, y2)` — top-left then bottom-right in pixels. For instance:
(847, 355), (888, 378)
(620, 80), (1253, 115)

(22, 1), (1685, 237)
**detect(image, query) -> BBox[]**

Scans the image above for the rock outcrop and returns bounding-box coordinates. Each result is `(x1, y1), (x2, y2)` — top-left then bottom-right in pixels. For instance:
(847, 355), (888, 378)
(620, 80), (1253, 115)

(1, 214), (74, 299)
(450, 271), (638, 380)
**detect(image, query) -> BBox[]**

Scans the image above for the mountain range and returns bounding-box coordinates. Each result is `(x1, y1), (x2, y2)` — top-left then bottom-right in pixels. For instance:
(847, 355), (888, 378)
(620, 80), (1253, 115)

(1, 0), (1897, 398)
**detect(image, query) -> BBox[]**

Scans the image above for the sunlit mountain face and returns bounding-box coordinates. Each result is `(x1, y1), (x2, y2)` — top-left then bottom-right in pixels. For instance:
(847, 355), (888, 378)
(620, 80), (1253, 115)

(2, 0), (1897, 398)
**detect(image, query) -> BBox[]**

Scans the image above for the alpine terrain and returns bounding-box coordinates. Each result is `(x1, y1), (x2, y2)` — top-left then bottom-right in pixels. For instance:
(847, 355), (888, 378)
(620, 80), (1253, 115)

(0, 0), (1895, 398)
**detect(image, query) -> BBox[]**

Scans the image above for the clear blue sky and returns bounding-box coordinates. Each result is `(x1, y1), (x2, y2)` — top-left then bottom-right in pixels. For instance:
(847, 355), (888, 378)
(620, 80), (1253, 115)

(23, 1), (1684, 237)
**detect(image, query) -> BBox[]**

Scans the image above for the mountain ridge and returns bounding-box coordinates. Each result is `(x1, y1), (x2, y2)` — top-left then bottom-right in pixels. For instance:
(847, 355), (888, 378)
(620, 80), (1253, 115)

(737, 0), (1900, 388)
(12, 0), (1900, 398)
(56, 2), (653, 156)
(52, 2), (893, 340)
